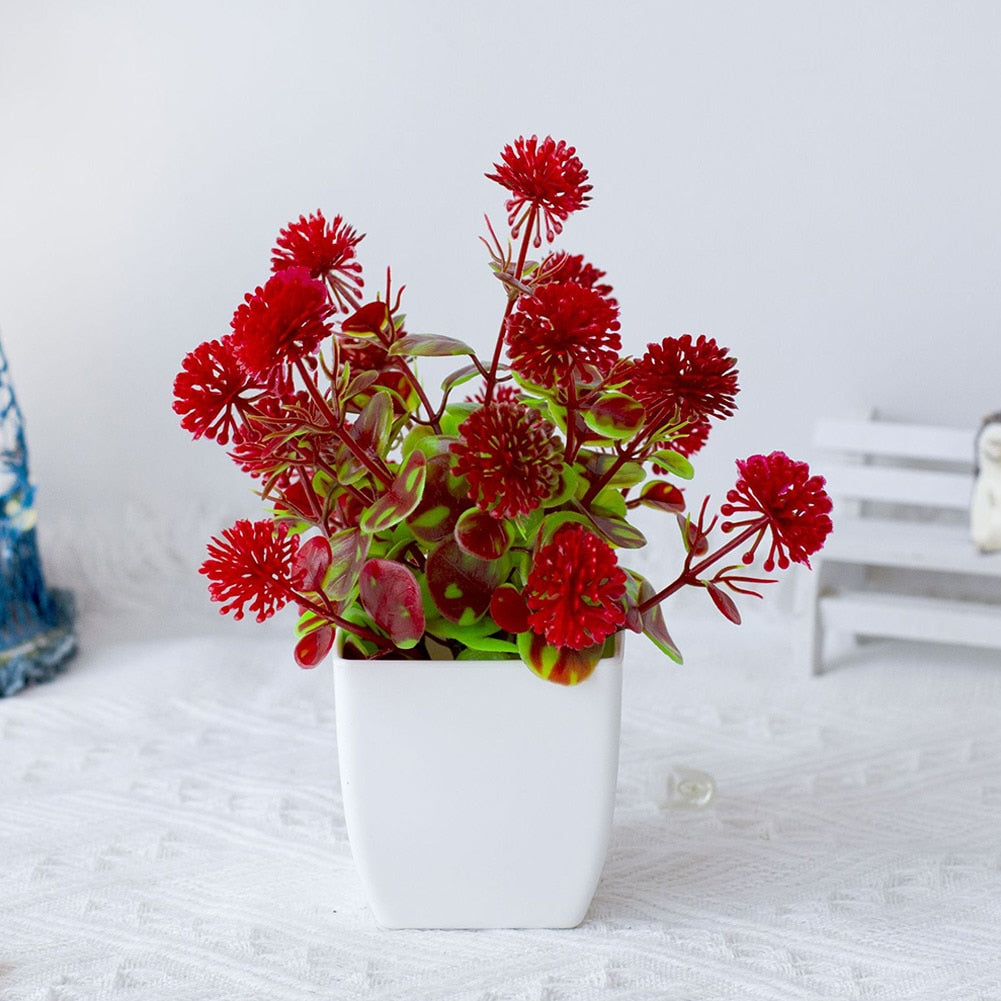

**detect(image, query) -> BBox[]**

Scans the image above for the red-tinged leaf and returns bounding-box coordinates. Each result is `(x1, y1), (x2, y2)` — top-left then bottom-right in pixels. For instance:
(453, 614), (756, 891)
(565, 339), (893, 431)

(642, 601), (683, 662)
(705, 582), (741, 625)
(341, 301), (393, 339)
(343, 370), (381, 402)
(621, 571), (646, 634)
(426, 538), (508, 624)
(677, 513), (709, 555)
(292, 536), (332, 592)
(454, 508), (512, 560)
(581, 392), (646, 441)
(326, 528), (368, 601)
(583, 453), (645, 489)
(406, 453), (470, 544)
(633, 576), (682, 662)
(489, 584), (531, 634)
(577, 507), (647, 549)
(359, 559), (425, 647)
(639, 481), (686, 514)
(516, 631), (605, 686)
(441, 362), (482, 395)
(350, 390), (393, 455)
(360, 449), (427, 535)
(295, 625), (335, 668)
(388, 333), (476, 358)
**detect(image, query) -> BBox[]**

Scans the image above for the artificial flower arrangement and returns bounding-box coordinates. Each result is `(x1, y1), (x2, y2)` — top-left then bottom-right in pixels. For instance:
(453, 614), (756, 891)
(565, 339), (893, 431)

(173, 135), (833, 685)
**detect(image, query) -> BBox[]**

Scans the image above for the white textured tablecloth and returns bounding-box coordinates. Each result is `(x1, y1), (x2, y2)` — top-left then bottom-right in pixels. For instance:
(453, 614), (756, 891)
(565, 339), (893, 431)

(3, 515), (1001, 1000)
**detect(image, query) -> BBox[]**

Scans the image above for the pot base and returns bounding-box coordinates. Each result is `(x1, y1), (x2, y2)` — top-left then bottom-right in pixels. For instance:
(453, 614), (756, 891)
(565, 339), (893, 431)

(333, 636), (623, 929)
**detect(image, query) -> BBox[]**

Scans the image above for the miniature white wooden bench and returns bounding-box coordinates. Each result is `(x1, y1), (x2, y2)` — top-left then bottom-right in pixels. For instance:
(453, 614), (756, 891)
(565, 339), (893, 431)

(801, 415), (1001, 673)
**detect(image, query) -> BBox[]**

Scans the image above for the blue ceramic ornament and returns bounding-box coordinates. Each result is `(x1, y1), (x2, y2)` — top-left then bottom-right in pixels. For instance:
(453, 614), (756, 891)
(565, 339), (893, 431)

(0, 338), (76, 696)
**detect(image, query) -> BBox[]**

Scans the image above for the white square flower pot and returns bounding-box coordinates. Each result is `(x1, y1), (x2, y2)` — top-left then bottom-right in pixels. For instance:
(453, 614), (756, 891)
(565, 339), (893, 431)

(332, 634), (623, 929)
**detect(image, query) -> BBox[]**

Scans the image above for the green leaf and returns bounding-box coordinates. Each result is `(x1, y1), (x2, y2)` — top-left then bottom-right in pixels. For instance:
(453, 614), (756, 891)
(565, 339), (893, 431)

(537, 510), (596, 546)
(456, 647), (517, 660)
(431, 615), (519, 655)
(570, 503), (647, 549)
(591, 487), (628, 519)
(583, 453), (646, 489)
(389, 333), (477, 358)
(439, 402), (477, 437)
(325, 528), (369, 601)
(633, 575), (683, 663)
(545, 463), (580, 507)
(651, 449), (695, 480)
(406, 452), (470, 544)
(441, 362), (483, 395)
(586, 512), (647, 549)
(343, 370), (381, 403)
(581, 393), (645, 441)
(360, 449), (427, 535)
(516, 631), (605, 686)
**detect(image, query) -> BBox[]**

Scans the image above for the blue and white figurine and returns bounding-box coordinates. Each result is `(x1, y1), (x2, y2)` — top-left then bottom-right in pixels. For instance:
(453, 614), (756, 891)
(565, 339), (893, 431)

(0, 338), (76, 696)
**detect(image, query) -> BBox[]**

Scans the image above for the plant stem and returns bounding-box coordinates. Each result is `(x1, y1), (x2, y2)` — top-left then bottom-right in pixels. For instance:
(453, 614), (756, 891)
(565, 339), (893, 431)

(293, 590), (389, 650)
(394, 356), (443, 434)
(563, 377), (579, 463)
(294, 359), (394, 487)
(581, 446), (633, 507)
(484, 205), (538, 404)
(636, 521), (764, 613)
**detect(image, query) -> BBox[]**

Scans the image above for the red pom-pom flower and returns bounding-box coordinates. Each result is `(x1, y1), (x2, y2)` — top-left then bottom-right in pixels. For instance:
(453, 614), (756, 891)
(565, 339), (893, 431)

(626, 334), (739, 432)
(200, 519), (300, 622)
(720, 452), (833, 571)
(486, 135), (592, 247)
(172, 336), (264, 444)
(506, 281), (620, 390)
(524, 524), (626, 649)
(271, 210), (365, 311)
(450, 402), (563, 519)
(229, 268), (334, 385)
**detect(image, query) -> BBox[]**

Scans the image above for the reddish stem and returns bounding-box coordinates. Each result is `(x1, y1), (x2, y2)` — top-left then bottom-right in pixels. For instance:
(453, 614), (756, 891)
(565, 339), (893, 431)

(636, 520), (765, 613)
(484, 205), (538, 404)
(294, 359), (394, 487)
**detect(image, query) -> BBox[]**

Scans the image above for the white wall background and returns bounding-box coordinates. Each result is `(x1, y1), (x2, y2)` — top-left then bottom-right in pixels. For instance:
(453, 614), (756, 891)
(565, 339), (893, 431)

(2, 0), (1000, 531)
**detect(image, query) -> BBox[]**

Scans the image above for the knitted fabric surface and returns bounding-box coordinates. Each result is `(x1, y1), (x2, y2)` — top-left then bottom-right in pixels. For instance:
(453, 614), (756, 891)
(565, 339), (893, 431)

(2, 509), (1000, 1000)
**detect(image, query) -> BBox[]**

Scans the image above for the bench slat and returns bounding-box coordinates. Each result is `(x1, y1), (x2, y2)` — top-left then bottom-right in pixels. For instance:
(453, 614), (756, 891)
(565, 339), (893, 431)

(814, 418), (974, 465)
(821, 518), (1001, 576)
(824, 464), (973, 511)
(820, 590), (1001, 649)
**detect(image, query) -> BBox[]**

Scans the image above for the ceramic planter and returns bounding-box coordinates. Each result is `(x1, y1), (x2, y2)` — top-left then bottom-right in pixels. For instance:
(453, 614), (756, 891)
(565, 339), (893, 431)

(332, 634), (623, 929)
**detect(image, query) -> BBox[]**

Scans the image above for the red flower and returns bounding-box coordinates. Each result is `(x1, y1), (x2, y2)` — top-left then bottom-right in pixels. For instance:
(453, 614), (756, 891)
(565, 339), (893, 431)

(486, 136), (592, 247)
(506, 281), (621, 389)
(524, 524), (627, 650)
(720, 452), (833, 571)
(537, 251), (616, 305)
(271, 211), (365, 310)
(626, 334), (739, 431)
(229, 268), (334, 385)
(173, 336), (264, 444)
(200, 519), (300, 622)
(450, 402), (563, 518)
(465, 382), (521, 406)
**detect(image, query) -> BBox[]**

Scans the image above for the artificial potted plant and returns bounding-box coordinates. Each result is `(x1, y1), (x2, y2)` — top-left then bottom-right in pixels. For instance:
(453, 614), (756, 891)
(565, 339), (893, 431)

(174, 135), (833, 928)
